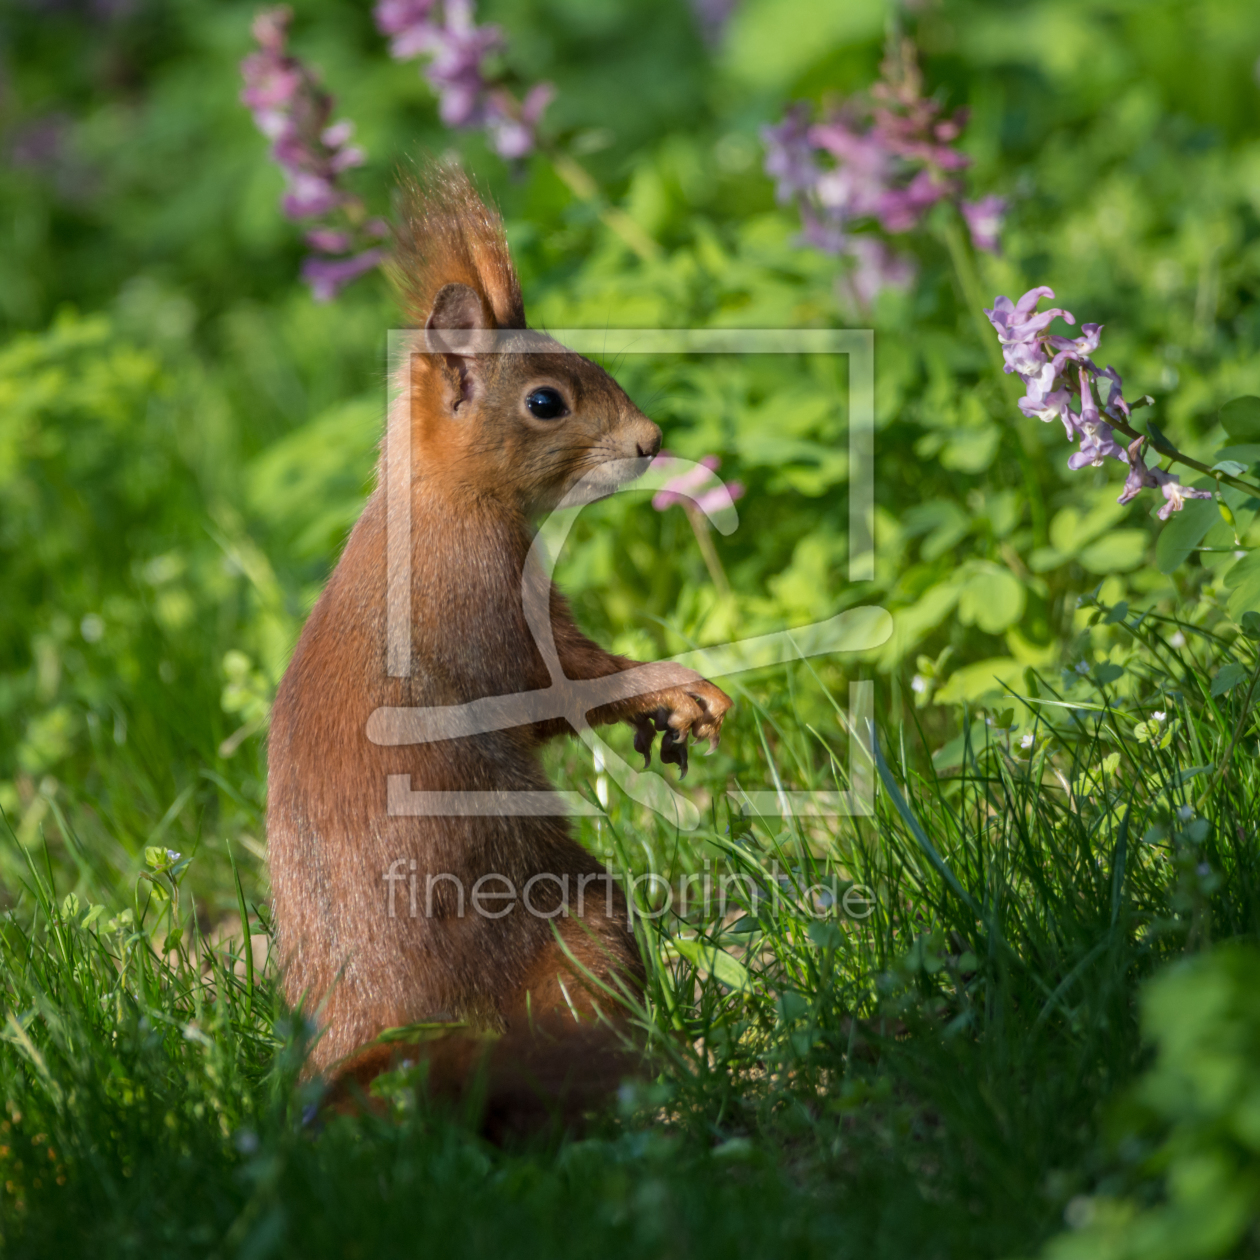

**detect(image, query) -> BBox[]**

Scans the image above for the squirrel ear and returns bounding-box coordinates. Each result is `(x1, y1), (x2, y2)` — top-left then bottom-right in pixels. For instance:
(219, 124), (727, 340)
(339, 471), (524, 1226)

(425, 283), (487, 411)
(426, 283), (486, 353)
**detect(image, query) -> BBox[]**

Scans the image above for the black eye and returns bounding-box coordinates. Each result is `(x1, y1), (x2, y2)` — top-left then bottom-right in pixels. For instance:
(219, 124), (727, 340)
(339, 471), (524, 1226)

(525, 387), (568, 420)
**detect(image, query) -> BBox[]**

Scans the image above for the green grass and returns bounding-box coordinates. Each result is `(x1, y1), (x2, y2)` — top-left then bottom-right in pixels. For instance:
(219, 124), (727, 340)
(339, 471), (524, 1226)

(2, 598), (1259, 1259)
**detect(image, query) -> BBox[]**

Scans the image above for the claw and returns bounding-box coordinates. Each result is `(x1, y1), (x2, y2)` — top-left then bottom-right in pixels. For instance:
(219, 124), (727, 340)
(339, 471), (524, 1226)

(660, 729), (689, 779)
(633, 718), (657, 769)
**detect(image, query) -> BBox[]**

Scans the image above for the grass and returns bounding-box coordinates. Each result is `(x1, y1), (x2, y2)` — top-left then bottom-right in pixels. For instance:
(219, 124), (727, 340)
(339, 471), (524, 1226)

(1, 596), (1259, 1258)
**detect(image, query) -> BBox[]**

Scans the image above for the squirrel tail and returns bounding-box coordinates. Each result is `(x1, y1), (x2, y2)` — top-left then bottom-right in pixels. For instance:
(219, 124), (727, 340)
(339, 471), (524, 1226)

(325, 1018), (643, 1142)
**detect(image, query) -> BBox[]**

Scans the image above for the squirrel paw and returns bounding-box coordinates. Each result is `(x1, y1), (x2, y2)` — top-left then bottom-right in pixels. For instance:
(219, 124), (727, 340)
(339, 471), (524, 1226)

(630, 681), (732, 778)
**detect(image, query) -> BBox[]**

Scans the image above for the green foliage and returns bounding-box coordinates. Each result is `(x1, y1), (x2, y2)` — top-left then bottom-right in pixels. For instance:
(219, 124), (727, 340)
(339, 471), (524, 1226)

(1044, 947), (1260, 1260)
(4, 0), (1260, 1255)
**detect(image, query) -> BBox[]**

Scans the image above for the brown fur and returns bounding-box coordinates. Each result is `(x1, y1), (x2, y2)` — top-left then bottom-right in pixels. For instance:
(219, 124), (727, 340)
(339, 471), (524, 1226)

(267, 161), (731, 1131)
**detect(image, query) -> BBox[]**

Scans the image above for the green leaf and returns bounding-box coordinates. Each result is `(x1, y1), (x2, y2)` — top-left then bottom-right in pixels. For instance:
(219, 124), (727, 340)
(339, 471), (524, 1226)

(1078, 530), (1148, 575)
(672, 937), (750, 991)
(807, 920), (842, 950)
(1094, 663), (1124, 685)
(1220, 396), (1260, 442)
(1211, 663), (1249, 697)
(957, 566), (1025, 634)
(1225, 551), (1260, 620)
(1212, 460), (1248, 478)
(1174, 765), (1212, 786)
(1146, 419), (1176, 453)
(935, 660), (1024, 706)
(144, 846), (167, 869)
(61, 892), (80, 918)
(1155, 498), (1219, 573)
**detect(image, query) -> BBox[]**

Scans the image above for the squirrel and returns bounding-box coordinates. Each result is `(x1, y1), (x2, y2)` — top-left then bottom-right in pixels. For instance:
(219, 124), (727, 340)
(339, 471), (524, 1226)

(266, 162), (733, 1132)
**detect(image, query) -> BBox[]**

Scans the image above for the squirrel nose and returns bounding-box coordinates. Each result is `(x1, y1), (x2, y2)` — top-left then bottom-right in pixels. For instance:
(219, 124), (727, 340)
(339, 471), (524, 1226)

(634, 425), (662, 459)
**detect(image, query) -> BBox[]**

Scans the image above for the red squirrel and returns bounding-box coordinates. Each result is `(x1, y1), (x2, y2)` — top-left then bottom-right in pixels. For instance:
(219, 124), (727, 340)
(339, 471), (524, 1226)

(266, 163), (732, 1128)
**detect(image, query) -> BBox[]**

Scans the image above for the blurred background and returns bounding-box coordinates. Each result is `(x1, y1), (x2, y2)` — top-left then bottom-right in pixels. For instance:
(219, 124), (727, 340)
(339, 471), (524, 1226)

(2, 0), (1260, 914)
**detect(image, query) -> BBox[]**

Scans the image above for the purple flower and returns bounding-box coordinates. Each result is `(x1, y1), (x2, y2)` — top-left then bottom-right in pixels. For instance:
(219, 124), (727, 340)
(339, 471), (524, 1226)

(841, 236), (916, 308)
(1066, 371), (1126, 469)
(961, 195), (1006, 254)
(1150, 469), (1213, 521)
(375, 0), (437, 58)
(651, 455), (721, 510)
(305, 228), (353, 252)
(797, 205), (848, 255)
(373, 0), (551, 161)
(1018, 365), (1073, 435)
(875, 167), (949, 233)
(984, 290), (1216, 517)
(763, 105), (820, 205)
(761, 39), (1004, 292)
(1097, 365), (1130, 420)
(281, 171), (343, 219)
(1118, 437), (1159, 504)
(1003, 336), (1050, 379)
(485, 82), (555, 160)
(689, 0), (737, 47)
(1047, 322), (1103, 373)
(241, 7), (386, 301)
(983, 287), (1074, 348)
(301, 248), (387, 302)
(650, 454), (744, 517)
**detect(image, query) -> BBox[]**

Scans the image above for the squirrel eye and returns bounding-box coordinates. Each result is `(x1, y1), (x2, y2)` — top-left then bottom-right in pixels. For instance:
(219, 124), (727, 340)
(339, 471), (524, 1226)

(525, 387), (568, 420)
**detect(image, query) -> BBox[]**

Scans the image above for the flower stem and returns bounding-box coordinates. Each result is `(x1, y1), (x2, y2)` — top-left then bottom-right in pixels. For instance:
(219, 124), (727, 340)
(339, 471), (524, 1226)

(685, 506), (732, 597)
(942, 209), (1049, 546)
(1109, 416), (1260, 498)
(942, 211), (1015, 395)
(548, 151), (662, 263)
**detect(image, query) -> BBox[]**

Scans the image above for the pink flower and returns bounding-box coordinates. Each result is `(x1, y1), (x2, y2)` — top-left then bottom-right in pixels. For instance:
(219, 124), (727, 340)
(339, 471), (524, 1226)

(961, 195), (1006, 254)
(651, 455), (720, 510)
(763, 37), (1001, 286)
(302, 248), (387, 302)
(649, 455), (744, 517)
(374, 0), (551, 160)
(240, 7), (386, 301)
(841, 236), (916, 308)
(1150, 469), (1213, 521)
(985, 290), (1211, 516)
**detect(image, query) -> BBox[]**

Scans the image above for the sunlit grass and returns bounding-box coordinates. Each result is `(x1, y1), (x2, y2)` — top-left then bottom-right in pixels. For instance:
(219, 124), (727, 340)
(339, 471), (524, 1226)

(2, 600), (1257, 1256)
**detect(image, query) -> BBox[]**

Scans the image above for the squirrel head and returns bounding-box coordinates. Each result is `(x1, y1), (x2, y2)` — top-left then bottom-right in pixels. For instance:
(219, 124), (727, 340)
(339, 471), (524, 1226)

(392, 163), (661, 516)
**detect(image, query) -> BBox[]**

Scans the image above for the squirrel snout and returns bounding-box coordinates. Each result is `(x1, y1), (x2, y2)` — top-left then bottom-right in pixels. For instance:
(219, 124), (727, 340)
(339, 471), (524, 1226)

(629, 421), (662, 460)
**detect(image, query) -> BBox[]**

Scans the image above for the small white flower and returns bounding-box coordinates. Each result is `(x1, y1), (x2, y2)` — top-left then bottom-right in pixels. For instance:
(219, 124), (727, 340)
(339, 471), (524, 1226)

(1020, 733), (1034, 750)
(1177, 804), (1193, 822)
(166, 849), (181, 861)
(1075, 661), (1090, 675)
(1169, 631), (1186, 649)
(1152, 710), (1166, 723)
(911, 674), (928, 694)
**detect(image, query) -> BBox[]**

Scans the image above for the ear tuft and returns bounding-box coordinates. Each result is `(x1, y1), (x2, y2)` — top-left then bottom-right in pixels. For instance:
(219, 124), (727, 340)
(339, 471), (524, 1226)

(390, 159), (526, 331)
